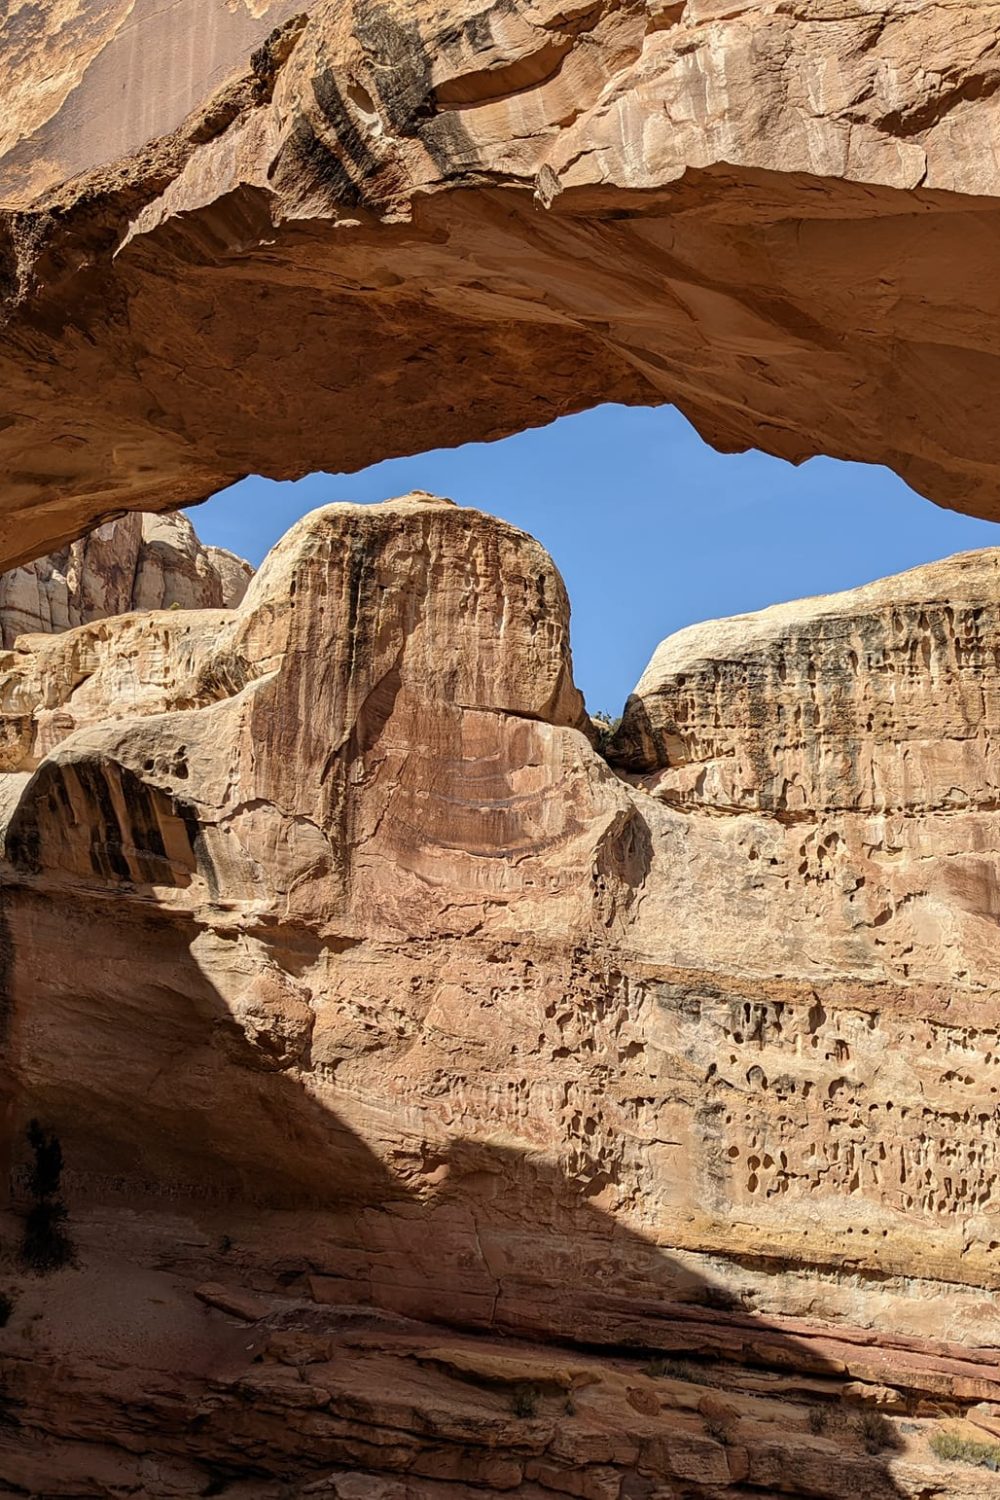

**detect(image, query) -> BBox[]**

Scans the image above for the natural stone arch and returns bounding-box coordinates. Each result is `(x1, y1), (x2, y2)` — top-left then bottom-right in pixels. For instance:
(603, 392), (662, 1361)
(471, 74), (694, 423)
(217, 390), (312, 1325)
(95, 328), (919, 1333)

(4, 0), (1000, 568)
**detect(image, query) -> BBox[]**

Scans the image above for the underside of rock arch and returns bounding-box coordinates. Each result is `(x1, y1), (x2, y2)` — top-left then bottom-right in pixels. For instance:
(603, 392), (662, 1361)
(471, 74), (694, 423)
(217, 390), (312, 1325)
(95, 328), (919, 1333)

(4, 0), (1000, 569)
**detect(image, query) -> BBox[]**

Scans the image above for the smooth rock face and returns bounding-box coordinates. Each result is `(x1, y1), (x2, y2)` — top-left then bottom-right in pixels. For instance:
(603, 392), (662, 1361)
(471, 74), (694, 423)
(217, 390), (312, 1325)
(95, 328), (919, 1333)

(0, 509), (253, 648)
(5, 3), (1000, 566)
(2, 495), (1000, 1492)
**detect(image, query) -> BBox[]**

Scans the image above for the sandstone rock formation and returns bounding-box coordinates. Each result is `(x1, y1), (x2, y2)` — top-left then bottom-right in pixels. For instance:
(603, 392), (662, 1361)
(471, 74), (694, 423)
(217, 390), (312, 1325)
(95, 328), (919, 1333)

(5, 2), (1000, 567)
(2, 494), (1000, 1494)
(0, 509), (253, 648)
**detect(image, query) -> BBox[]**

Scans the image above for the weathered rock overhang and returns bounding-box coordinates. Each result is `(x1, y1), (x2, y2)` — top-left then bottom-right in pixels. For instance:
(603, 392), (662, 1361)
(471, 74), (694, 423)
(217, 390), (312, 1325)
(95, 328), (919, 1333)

(4, 0), (1000, 569)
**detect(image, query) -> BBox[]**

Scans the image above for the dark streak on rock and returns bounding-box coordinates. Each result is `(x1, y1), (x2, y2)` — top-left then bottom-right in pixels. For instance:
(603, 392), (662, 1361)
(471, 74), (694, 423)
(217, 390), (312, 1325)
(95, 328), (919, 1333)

(0, 896), (13, 1048)
(355, 2), (437, 136)
(177, 796), (218, 901)
(312, 63), (383, 184)
(6, 760), (198, 889)
(285, 115), (366, 210)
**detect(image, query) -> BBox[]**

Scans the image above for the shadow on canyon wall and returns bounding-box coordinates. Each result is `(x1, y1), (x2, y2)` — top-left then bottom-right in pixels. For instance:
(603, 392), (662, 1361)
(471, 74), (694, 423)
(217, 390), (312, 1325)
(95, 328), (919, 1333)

(0, 762), (911, 1497)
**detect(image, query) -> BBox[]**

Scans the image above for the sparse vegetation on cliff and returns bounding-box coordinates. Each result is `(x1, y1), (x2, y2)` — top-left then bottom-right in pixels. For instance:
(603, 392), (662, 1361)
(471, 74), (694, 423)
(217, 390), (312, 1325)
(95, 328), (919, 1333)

(20, 1119), (74, 1273)
(857, 1410), (895, 1455)
(930, 1429), (1000, 1470)
(705, 1415), (731, 1445)
(643, 1357), (699, 1382)
(592, 711), (622, 757)
(510, 1384), (540, 1418)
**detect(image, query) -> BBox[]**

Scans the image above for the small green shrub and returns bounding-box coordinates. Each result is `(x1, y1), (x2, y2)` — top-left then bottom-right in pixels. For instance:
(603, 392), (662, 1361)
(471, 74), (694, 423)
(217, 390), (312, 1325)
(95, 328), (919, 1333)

(930, 1429), (1000, 1470)
(22, 1201), (74, 1273)
(808, 1406), (829, 1435)
(20, 1121), (74, 1274)
(592, 712), (623, 757)
(857, 1409), (894, 1454)
(510, 1384), (540, 1419)
(705, 1416), (730, 1446)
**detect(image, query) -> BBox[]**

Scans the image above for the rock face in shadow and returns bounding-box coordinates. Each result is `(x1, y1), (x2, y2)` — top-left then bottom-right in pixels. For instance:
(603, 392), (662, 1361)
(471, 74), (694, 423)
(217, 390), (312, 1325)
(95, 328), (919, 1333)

(1, 494), (999, 1493)
(5, 2), (1000, 566)
(0, 509), (253, 648)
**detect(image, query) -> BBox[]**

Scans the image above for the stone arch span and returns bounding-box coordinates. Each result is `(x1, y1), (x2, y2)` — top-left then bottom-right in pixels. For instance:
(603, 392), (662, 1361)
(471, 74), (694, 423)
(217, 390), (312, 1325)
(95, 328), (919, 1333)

(3, 0), (1000, 568)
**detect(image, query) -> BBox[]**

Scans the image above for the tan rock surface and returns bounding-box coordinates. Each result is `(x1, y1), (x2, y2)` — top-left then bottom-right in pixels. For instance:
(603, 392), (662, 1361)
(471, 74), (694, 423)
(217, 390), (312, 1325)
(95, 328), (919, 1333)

(4, 1238), (984, 1500)
(3, 494), (1000, 1492)
(6, 3), (1000, 565)
(0, 508), (253, 648)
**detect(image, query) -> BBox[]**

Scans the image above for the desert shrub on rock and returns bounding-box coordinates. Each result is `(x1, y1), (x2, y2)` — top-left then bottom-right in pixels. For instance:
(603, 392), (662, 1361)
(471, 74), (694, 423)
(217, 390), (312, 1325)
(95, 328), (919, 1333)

(20, 1120), (74, 1273)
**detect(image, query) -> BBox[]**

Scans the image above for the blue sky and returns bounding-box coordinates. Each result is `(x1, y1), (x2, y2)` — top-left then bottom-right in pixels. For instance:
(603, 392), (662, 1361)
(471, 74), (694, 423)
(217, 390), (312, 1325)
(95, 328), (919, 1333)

(190, 404), (1000, 715)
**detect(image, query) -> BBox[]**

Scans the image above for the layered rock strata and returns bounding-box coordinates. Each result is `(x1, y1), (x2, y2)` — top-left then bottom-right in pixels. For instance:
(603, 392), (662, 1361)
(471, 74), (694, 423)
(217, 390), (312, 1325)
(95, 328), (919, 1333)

(0, 509), (253, 648)
(5, 3), (1000, 566)
(2, 496), (1000, 1493)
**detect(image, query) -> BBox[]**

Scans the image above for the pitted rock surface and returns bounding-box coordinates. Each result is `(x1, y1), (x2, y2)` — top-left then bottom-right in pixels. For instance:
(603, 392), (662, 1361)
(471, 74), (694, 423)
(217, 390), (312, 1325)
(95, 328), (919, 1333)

(2, 496), (1000, 1493)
